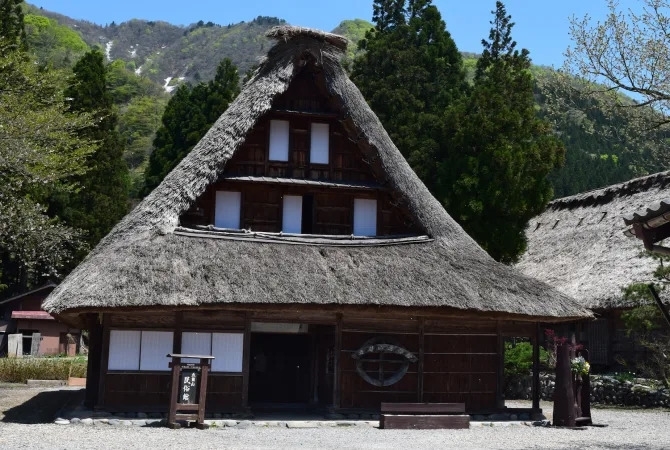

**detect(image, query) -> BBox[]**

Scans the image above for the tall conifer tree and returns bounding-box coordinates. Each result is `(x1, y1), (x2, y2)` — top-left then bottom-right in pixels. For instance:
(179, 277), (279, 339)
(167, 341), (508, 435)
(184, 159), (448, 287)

(143, 58), (240, 195)
(351, 0), (467, 193)
(0, 0), (26, 53)
(442, 2), (564, 263)
(53, 48), (129, 247)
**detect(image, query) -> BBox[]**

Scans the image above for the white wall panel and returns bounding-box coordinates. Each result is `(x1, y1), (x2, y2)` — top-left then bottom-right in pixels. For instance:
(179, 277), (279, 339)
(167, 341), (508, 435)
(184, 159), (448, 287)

(181, 332), (212, 363)
(353, 198), (377, 236)
(211, 333), (244, 372)
(282, 195), (302, 234)
(139, 331), (173, 371)
(269, 120), (290, 161)
(310, 123), (329, 164)
(108, 330), (140, 371)
(214, 191), (241, 229)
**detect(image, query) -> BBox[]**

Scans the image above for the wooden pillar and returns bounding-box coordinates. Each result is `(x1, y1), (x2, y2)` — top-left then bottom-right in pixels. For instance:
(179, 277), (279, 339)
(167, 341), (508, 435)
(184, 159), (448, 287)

(495, 321), (505, 409)
(417, 317), (425, 403)
(310, 327), (319, 405)
(173, 311), (183, 354)
(84, 313), (103, 408)
(167, 356), (181, 425)
(532, 322), (541, 411)
(333, 313), (342, 409)
(553, 341), (576, 427)
(197, 359), (210, 425)
(241, 315), (251, 408)
(96, 315), (111, 408)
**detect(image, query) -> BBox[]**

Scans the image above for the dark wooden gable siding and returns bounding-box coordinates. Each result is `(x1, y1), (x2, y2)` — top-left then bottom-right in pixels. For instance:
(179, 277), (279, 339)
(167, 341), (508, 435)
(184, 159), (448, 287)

(180, 64), (421, 236)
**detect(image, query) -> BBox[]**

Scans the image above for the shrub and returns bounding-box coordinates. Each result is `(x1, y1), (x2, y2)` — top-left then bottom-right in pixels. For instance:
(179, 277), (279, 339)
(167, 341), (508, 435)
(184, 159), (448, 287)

(612, 371), (636, 383)
(0, 356), (87, 383)
(504, 341), (549, 379)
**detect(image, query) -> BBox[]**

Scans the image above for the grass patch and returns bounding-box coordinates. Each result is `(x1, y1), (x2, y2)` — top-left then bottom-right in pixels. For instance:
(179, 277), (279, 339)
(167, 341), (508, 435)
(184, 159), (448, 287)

(0, 356), (87, 383)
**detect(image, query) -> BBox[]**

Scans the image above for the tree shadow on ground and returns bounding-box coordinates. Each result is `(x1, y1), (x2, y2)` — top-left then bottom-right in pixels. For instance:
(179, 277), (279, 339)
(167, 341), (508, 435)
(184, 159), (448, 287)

(2, 388), (84, 424)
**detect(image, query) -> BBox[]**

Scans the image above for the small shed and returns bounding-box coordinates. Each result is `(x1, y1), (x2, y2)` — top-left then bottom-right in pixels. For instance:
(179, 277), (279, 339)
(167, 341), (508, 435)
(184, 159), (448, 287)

(0, 283), (79, 356)
(44, 26), (590, 415)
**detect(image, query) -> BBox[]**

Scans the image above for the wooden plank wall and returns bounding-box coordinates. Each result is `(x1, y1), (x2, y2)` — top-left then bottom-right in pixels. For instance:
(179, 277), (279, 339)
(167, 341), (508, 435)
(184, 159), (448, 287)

(339, 317), (499, 412)
(183, 181), (417, 236)
(99, 310), (516, 413)
(178, 69), (420, 236)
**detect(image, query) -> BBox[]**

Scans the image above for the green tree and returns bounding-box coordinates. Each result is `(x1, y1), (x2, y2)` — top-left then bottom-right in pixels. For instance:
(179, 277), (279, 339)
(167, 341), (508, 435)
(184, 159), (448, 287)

(555, 0), (670, 169)
(50, 49), (129, 248)
(566, 0), (670, 127)
(351, 0), (467, 192)
(0, 0), (26, 52)
(621, 253), (670, 385)
(0, 2), (96, 294)
(442, 2), (564, 263)
(143, 58), (239, 195)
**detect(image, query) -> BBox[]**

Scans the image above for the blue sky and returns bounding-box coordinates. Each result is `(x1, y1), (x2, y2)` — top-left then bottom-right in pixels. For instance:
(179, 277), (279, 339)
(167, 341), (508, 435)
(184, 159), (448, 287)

(28, 0), (613, 67)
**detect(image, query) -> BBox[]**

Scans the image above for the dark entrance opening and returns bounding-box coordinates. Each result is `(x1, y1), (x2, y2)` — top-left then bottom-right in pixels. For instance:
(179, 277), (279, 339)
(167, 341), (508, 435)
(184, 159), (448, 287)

(249, 333), (311, 404)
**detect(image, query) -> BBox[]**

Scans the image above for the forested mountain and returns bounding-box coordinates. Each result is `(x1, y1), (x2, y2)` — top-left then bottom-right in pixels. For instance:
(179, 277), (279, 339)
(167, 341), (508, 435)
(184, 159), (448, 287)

(32, 4), (282, 86)
(22, 3), (669, 201)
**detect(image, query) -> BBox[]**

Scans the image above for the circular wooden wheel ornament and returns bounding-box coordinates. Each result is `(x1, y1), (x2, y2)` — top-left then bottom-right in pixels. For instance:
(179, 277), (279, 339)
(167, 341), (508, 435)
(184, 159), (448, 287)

(351, 337), (418, 387)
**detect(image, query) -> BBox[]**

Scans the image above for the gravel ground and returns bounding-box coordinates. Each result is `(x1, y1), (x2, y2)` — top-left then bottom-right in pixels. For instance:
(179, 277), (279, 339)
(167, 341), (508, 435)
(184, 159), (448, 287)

(2, 385), (669, 449)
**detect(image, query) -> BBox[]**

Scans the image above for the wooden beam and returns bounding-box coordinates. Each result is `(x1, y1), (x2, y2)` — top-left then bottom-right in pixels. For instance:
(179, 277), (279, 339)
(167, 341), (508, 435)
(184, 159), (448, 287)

(97, 314), (110, 408)
(648, 221), (670, 245)
(495, 321), (504, 409)
(418, 317), (425, 403)
(84, 313), (103, 408)
(64, 303), (585, 325)
(241, 314), (251, 408)
(167, 358), (181, 426)
(333, 313), (342, 409)
(380, 415), (470, 430)
(173, 311), (183, 354)
(310, 327), (318, 404)
(648, 284), (670, 329)
(532, 322), (541, 411)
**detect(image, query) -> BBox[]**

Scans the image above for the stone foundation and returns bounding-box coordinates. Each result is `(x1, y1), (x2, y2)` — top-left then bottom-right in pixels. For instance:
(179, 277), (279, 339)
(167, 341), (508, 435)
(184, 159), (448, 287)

(505, 373), (670, 408)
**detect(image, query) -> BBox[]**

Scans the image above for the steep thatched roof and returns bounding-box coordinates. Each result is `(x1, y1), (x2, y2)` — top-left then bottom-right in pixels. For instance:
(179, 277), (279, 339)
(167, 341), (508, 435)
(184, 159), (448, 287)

(518, 171), (670, 310)
(43, 27), (590, 325)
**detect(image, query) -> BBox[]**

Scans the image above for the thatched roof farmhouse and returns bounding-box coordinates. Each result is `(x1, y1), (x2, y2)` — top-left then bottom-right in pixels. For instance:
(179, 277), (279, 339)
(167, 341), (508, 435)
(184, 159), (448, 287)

(44, 26), (589, 415)
(518, 171), (670, 367)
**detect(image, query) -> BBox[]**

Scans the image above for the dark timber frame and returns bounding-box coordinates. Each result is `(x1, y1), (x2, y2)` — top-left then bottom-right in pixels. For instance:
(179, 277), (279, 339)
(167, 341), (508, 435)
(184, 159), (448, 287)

(82, 306), (545, 416)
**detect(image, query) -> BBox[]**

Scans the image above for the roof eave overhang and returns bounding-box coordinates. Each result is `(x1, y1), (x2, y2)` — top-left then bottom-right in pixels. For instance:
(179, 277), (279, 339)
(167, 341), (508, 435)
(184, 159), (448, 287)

(52, 302), (592, 325)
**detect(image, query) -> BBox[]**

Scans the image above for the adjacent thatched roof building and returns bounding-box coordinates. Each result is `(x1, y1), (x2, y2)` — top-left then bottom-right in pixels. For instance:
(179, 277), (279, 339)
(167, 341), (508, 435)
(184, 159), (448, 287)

(43, 26), (590, 327)
(518, 171), (670, 310)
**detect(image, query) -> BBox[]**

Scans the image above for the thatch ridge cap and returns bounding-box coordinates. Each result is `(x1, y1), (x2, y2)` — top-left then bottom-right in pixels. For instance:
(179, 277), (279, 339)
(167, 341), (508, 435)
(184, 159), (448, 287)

(548, 171), (670, 211)
(266, 25), (349, 51)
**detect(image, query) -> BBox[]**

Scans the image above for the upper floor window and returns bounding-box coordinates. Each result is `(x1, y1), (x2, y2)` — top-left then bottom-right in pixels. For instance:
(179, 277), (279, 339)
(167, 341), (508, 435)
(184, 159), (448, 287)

(310, 123), (329, 164)
(269, 120), (290, 161)
(282, 195), (303, 233)
(215, 191), (241, 229)
(353, 198), (377, 236)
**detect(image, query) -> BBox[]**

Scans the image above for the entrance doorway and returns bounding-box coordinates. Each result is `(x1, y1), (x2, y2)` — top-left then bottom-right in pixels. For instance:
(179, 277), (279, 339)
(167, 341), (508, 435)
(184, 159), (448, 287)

(249, 332), (311, 404)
